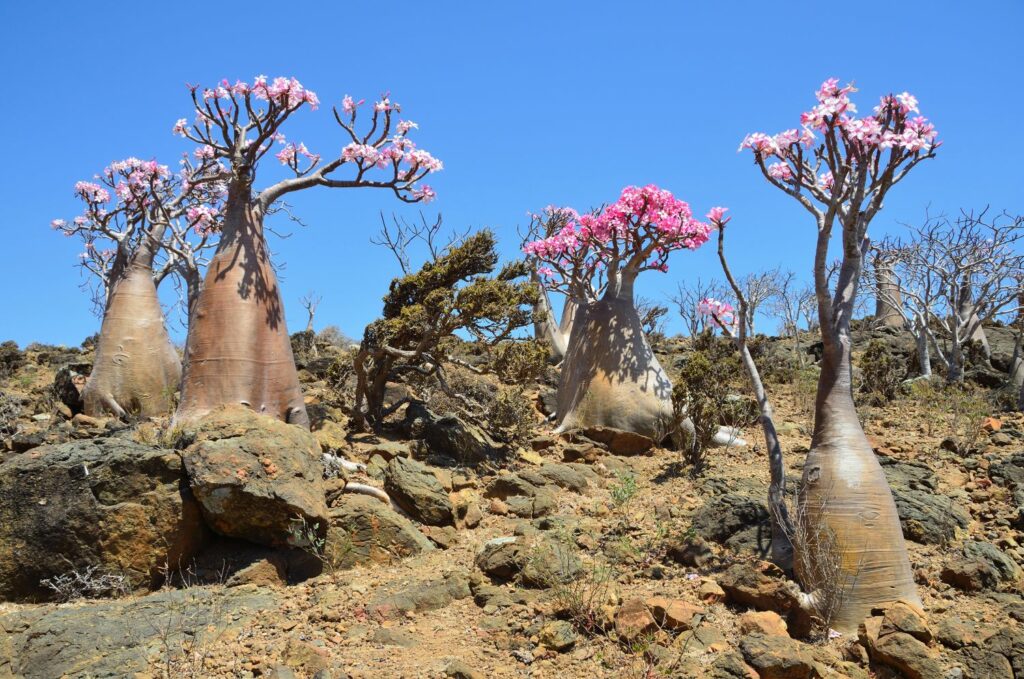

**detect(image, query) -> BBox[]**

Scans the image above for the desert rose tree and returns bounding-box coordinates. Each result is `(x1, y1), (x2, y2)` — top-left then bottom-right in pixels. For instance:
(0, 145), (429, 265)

(740, 79), (938, 630)
(53, 156), (224, 418)
(172, 77), (441, 428)
(524, 187), (714, 440)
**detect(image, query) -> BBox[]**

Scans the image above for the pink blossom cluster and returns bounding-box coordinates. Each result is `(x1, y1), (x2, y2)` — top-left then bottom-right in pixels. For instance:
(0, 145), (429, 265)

(275, 142), (319, 166)
(739, 78), (939, 180)
(523, 185), (714, 275)
(73, 181), (110, 204)
(187, 204), (220, 235)
(198, 76), (319, 111)
(340, 141), (444, 175)
(411, 185), (436, 203)
(697, 297), (736, 330)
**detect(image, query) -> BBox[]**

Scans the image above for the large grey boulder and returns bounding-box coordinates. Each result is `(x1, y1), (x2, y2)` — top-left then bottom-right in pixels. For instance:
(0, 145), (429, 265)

(383, 455), (455, 526)
(0, 436), (205, 601)
(0, 586), (273, 678)
(181, 405), (329, 548)
(324, 494), (433, 569)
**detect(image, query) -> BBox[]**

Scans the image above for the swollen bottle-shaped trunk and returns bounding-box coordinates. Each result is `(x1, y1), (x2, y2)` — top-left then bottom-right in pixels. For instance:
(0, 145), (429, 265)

(83, 244), (182, 418)
(554, 274), (673, 440)
(175, 185), (308, 428)
(873, 258), (904, 328)
(800, 347), (919, 632)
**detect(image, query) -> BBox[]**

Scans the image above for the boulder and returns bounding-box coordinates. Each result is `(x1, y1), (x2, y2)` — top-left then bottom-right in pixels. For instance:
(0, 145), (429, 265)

(0, 585), (273, 678)
(539, 620), (578, 652)
(366, 573), (470, 619)
(692, 493), (771, 557)
(582, 426), (655, 455)
(51, 362), (91, 416)
(403, 402), (508, 465)
(0, 436), (205, 601)
(738, 634), (818, 678)
(181, 406), (328, 547)
(475, 537), (526, 582)
(941, 541), (1023, 591)
(324, 494), (433, 569)
(645, 596), (702, 631)
(615, 598), (658, 643)
(383, 456), (455, 526)
(738, 610), (789, 637)
(859, 615), (943, 679)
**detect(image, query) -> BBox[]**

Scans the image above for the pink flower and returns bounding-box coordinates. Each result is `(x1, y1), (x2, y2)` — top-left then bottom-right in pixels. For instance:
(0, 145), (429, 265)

(341, 95), (365, 115)
(818, 171), (834, 191)
(74, 181), (110, 204)
(194, 145), (216, 160)
(397, 120), (418, 135)
(706, 207), (729, 225)
(767, 162), (794, 182)
(173, 118), (189, 136)
(411, 184), (436, 203)
(697, 297), (736, 330)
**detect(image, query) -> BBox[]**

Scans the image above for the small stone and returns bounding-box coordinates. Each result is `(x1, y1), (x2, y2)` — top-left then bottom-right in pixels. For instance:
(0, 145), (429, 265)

(445, 660), (485, 679)
(698, 580), (726, 603)
(644, 596), (702, 631)
(615, 599), (657, 642)
(539, 620), (578, 652)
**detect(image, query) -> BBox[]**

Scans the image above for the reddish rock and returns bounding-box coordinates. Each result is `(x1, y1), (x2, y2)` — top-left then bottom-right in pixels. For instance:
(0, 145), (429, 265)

(615, 598), (658, 642)
(739, 610), (789, 637)
(645, 597), (702, 630)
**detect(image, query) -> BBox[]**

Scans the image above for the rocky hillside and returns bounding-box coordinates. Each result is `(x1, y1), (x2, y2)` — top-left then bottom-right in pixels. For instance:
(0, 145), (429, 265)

(0, 329), (1022, 679)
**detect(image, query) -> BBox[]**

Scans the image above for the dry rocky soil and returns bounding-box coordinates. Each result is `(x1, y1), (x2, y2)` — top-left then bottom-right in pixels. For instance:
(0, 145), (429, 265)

(0, 327), (1022, 678)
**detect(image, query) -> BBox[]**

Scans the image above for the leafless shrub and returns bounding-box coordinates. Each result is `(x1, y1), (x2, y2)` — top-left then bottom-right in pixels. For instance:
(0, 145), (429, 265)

(39, 565), (131, 601)
(773, 490), (859, 639)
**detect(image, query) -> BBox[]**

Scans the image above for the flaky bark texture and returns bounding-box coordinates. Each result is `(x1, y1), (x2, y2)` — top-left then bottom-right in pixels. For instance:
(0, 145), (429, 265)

(82, 236), (181, 419)
(175, 184), (308, 428)
(555, 278), (673, 441)
(802, 259), (919, 632)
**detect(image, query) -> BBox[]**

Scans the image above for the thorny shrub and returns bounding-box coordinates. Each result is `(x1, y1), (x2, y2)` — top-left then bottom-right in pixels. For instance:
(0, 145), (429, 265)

(39, 565), (131, 602)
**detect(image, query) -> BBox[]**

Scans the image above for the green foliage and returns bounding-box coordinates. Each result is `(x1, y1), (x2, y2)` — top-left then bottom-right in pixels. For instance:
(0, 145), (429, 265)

(610, 472), (639, 509)
(672, 350), (734, 472)
(354, 229), (539, 429)
(486, 386), (536, 446)
(858, 340), (907, 403)
(492, 339), (548, 385)
(908, 378), (990, 451)
(0, 341), (24, 379)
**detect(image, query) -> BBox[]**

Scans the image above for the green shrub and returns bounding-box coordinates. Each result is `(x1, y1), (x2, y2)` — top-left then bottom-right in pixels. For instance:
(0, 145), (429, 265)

(486, 386), (536, 446)
(858, 340), (907, 403)
(492, 340), (548, 385)
(672, 350), (734, 473)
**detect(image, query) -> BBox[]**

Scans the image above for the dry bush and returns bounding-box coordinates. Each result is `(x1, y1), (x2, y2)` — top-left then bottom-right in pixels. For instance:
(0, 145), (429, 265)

(39, 564), (131, 601)
(773, 490), (858, 639)
(908, 378), (990, 450)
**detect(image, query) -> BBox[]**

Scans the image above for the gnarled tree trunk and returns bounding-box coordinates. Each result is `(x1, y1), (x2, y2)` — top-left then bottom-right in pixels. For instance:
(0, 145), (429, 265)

(800, 256), (919, 632)
(554, 273), (673, 440)
(82, 234), (182, 419)
(175, 183), (308, 428)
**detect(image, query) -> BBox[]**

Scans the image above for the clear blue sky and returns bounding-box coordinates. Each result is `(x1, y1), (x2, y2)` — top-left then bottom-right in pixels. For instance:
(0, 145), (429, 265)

(1, 1), (1021, 347)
